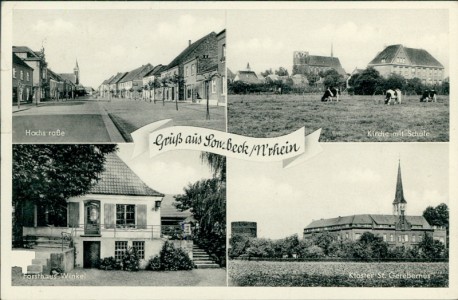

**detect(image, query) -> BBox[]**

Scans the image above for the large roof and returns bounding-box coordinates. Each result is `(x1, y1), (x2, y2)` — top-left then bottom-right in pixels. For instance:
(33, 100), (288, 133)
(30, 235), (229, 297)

(13, 53), (33, 70)
(143, 65), (164, 77)
(235, 70), (262, 84)
(307, 55), (346, 75)
(160, 194), (191, 219)
(119, 64), (154, 83)
(166, 31), (216, 69)
(368, 44), (443, 68)
(305, 214), (432, 230)
(13, 46), (40, 58)
(90, 153), (164, 197)
(59, 73), (77, 84)
(108, 72), (128, 84)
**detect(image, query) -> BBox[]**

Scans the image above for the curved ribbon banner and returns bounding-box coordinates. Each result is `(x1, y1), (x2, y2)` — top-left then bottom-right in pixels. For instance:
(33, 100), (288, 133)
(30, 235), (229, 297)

(131, 120), (322, 168)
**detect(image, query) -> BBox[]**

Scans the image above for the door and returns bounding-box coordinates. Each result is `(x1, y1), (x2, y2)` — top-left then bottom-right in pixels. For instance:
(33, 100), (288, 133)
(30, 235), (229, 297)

(83, 241), (100, 268)
(84, 201), (100, 235)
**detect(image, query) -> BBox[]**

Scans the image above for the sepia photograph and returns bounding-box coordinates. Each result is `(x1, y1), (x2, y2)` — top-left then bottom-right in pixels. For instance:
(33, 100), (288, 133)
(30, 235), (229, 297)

(11, 144), (226, 286)
(227, 9), (449, 142)
(228, 143), (449, 287)
(12, 9), (226, 143)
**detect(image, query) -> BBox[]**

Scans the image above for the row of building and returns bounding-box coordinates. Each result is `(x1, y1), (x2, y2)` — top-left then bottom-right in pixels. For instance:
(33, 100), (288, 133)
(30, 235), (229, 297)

(12, 46), (89, 104)
(232, 161), (446, 250)
(99, 29), (226, 106)
(232, 44), (445, 88)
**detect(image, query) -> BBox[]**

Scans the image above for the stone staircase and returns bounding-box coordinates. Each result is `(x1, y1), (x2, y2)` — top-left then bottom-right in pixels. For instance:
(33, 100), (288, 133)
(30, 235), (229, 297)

(192, 245), (220, 269)
(26, 252), (51, 275)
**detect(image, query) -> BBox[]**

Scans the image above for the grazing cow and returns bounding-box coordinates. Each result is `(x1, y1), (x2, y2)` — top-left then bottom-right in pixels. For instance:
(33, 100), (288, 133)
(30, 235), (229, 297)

(385, 89), (402, 105)
(420, 90), (437, 102)
(321, 87), (340, 102)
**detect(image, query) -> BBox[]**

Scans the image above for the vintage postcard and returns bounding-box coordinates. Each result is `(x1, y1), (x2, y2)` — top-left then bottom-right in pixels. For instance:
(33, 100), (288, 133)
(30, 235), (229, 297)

(1, 1), (457, 300)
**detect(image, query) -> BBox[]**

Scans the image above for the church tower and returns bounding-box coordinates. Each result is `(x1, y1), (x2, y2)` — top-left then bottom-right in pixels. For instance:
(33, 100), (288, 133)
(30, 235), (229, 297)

(393, 160), (407, 216)
(74, 59), (80, 85)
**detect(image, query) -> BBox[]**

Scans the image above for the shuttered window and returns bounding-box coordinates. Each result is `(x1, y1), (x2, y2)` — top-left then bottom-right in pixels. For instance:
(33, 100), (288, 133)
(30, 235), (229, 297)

(136, 204), (147, 229)
(68, 202), (80, 228)
(104, 203), (115, 229)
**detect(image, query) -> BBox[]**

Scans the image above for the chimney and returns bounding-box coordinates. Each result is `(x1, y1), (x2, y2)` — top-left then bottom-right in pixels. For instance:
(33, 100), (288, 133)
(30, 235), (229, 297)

(188, 40), (191, 47)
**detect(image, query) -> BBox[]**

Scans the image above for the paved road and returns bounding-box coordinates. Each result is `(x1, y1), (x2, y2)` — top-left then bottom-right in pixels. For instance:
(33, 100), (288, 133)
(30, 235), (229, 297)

(13, 99), (124, 143)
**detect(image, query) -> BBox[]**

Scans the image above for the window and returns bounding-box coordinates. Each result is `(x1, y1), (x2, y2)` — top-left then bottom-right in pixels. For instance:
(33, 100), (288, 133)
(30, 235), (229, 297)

(20, 70), (24, 80)
(355, 233), (361, 240)
(115, 241), (128, 260)
(390, 234), (394, 242)
(383, 234), (387, 242)
(222, 44), (226, 59)
(398, 235), (402, 242)
(405, 234), (409, 242)
(191, 64), (195, 75)
(116, 204), (135, 228)
(13, 68), (17, 78)
(185, 66), (189, 77)
(418, 235), (422, 242)
(133, 241), (145, 259)
(412, 235), (416, 242)
(381, 59), (386, 63)
(211, 78), (217, 94)
(26, 72), (30, 81)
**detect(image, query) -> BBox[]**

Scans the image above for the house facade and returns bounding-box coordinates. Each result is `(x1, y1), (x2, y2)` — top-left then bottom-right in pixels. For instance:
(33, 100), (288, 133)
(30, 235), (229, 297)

(216, 29), (226, 105)
(367, 44), (444, 85)
(161, 31), (218, 102)
(47, 69), (65, 100)
(142, 65), (163, 101)
(303, 161), (447, 248)
(231, 221), (257, 238)
(118, 64), (154, 99)
(108, 72), (128, 98)
(20, 153), (197, 269)
(292, 50), (347, 76)
(12, 53), (34, 104)
(13, 46), (48, 102)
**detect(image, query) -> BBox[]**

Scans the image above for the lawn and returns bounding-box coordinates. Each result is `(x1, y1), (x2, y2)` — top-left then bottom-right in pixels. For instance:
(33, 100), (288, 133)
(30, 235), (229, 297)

(227, 94), (449, 142)
(12, 267), (227, 286)
(228, 260), (448, 287)
(102, 99), (226, 142)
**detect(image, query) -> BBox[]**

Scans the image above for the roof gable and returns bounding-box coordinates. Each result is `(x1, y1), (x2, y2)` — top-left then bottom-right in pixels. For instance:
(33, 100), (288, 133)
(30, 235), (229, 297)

(13, 53), (33, 69)
(108, 72), (128, 84)
(119, 64), (154, 83)
(166, 32), (216, 69)
(90, 153), (164, 197)
(369, 44), (443, 68)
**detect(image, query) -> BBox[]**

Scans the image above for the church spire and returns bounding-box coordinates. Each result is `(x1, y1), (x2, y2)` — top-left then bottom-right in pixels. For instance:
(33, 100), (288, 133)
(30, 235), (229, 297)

(393, 160), (407, 216)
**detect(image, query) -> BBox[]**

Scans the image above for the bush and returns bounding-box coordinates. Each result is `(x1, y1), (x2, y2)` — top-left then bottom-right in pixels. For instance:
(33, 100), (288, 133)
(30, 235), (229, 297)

(147, 241), (194, 271)
(121, 247), (140, 271)
(98, 256), (121, 271)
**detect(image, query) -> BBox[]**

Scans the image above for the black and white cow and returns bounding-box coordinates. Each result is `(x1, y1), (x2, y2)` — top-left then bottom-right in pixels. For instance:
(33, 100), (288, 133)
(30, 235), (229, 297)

(385, 89), (402, 105)
(321, 87), (340, 102)
(420, 90), (437, 102)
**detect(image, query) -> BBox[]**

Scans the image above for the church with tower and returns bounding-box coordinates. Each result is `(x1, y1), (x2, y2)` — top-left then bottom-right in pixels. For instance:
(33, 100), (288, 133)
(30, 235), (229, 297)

(292, 45), (347, 76)
(303, 161), (447, 248)
(59, 59), (80, 85)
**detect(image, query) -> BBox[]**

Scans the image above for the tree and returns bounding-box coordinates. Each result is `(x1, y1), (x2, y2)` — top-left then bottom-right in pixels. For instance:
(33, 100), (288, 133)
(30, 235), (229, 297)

(352, 67), (384, 95)
(275, 67), (289, 77)
(261, 68), (273, 77)
(417, 234), (446, 259)
(322, 69), (345, 89)
(384, 73), (405, 91)
(311, 231), (335, 256)
(306, 72), (320, 87)
(405, 77), (424, 95)
(174, 152), (226, 266)
(170, 74), (185, 111)
(12, 145), (117, 247)
(423, 203), (449, 248)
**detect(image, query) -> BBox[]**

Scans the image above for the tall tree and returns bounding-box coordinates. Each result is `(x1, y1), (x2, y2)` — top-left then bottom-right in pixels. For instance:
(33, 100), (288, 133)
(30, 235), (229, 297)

(174, 152), (226, 266)
(261, 68), (273, 77)
(275, 67), (289, 77)
(13, 144), (117, 246)
(322, 69), (345, 89)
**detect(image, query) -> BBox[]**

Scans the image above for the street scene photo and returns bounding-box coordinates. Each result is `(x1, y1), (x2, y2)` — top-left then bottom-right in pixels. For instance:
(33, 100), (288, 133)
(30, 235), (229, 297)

(227, 9), (449, 142)
(228, 143), (449, 287)
(12, 10), (226, 143)
(12, 144), (226, 286)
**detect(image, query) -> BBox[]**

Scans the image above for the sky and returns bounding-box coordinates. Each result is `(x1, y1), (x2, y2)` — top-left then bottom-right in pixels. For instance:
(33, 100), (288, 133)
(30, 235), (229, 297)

(117, 144), (213, 196)
(227, 143), (449, 239)
(228, 9), (449, 77)
(13, 9), (226, 88)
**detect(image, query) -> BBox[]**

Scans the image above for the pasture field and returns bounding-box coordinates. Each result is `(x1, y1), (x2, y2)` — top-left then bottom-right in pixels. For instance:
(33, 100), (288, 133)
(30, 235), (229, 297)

(228, 260), (448, 287)
(227, 94), (449, 142)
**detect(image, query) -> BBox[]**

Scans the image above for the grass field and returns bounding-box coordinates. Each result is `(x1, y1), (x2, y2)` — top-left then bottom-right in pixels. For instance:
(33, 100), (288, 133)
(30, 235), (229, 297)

(227, 94), (449, 142)
(228, 260), (448, 287)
